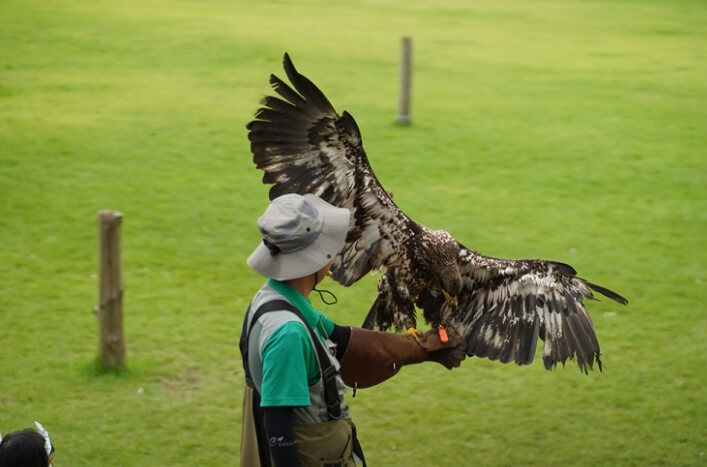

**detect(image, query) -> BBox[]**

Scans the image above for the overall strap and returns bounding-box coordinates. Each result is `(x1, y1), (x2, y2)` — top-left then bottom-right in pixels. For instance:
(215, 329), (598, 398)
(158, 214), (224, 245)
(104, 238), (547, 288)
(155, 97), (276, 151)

(239, 299), (342, 420)
(239, 301), (292, 388)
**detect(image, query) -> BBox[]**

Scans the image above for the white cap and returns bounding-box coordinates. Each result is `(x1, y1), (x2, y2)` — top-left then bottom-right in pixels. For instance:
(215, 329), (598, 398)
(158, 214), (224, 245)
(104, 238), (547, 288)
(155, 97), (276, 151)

(247, 194), (350, 280)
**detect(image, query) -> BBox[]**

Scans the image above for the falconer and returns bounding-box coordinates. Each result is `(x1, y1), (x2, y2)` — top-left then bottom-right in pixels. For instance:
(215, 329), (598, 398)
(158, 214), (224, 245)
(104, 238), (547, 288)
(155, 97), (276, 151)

(239, 193), (467, 466)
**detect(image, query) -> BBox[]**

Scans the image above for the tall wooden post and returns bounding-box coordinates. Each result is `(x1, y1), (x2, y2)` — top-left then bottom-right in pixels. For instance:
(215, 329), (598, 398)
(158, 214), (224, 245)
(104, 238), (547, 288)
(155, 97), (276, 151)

(396, 37), (413, 125)
(96, 210), (125, 369)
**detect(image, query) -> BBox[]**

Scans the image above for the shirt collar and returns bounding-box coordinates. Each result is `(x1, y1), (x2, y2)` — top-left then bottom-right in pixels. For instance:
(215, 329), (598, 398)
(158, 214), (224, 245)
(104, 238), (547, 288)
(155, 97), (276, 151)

(267, 279), (323, 333)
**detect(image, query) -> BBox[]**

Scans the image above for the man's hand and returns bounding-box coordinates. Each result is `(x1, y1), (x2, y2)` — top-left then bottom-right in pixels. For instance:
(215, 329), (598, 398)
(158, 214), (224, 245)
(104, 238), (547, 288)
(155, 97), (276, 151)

(417, 328), (467, 369)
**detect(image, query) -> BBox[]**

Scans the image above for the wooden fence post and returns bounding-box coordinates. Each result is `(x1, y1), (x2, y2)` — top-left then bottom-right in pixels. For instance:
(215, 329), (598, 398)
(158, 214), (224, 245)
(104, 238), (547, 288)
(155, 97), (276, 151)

(96, 210), (125, 369)
(396, 37), (413, 125)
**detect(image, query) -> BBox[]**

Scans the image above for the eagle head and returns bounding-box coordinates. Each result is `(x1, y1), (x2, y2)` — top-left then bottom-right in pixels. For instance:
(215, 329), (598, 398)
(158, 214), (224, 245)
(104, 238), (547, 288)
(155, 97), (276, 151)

(419, 230), (463, 306)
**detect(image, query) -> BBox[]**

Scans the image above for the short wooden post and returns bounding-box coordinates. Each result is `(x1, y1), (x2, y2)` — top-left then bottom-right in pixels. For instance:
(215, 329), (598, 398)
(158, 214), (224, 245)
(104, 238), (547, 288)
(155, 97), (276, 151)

(396, 37), (413, 125)
(96, 210), (125, 369)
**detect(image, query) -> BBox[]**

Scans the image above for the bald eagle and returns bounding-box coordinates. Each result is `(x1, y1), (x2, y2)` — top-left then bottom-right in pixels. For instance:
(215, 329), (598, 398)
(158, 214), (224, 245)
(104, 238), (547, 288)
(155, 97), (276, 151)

(247, 53), (628, 373)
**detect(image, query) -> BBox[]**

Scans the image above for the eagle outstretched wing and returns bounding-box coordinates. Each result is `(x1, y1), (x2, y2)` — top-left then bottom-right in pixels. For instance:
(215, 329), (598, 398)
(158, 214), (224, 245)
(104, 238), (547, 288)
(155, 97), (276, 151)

(247, 53), (414, 286)
(420, 247), (628, 373)
(247, 53), (628, 372)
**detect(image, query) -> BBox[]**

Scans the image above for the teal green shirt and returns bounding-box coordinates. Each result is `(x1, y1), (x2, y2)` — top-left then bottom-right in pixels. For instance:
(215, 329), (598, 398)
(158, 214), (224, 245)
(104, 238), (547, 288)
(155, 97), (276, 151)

(259, 279), (336, 407)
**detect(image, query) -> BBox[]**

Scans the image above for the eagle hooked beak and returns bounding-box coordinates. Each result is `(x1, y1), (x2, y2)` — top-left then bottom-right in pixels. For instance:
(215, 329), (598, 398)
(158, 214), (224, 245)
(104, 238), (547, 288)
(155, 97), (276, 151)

(442, 289), (458, 307)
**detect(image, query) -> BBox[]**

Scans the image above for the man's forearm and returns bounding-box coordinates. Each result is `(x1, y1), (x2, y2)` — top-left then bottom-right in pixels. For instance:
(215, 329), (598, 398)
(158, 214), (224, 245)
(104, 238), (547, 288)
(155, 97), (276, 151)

(262, 406), (300, 466)
(339, 327), (467, 388)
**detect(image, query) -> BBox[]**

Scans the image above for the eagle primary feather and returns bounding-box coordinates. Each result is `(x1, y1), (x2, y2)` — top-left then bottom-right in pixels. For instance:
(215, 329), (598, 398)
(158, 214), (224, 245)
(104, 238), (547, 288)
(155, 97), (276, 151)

(247, 53), (628, 373)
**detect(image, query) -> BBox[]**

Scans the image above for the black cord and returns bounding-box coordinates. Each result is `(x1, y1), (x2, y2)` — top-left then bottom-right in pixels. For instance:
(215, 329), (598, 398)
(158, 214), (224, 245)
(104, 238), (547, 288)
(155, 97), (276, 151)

(312, 272), (338, 305)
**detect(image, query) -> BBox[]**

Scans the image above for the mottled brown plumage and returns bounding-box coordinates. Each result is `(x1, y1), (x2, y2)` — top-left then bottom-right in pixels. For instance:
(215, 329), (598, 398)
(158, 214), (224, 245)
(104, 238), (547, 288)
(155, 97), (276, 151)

(247, 54), (628, 372)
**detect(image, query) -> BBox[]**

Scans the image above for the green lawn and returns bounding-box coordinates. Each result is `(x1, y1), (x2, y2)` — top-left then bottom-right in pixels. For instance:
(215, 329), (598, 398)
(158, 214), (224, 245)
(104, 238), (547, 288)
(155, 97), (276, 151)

(1, 0), (705, 465)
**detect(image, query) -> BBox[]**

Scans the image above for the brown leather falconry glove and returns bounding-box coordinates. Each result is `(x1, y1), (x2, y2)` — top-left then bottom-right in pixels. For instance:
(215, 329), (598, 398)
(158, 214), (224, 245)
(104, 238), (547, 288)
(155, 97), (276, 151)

(339, 327), (467, 389)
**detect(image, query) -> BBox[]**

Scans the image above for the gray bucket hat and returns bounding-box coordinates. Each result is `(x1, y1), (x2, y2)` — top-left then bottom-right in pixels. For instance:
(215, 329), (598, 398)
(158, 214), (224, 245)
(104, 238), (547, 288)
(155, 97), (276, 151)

(247, 193), (350, 281)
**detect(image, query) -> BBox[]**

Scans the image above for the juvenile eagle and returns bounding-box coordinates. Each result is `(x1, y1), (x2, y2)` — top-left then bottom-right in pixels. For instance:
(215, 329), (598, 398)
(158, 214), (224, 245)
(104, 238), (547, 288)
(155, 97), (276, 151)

(247, 53), (628, 373)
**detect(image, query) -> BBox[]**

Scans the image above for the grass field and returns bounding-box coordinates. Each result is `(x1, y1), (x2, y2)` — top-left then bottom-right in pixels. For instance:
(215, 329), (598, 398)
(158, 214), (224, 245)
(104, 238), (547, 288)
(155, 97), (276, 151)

(1, 0), (705, 465)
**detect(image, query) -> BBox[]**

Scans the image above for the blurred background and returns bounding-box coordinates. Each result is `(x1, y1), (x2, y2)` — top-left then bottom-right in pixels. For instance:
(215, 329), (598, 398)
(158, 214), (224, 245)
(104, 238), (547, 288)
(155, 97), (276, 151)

(0, 0), (705, 465)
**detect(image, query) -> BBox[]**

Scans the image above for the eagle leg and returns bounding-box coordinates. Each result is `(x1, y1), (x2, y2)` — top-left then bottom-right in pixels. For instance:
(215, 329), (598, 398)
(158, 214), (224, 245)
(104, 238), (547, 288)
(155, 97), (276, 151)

(406, 326), (424, 345)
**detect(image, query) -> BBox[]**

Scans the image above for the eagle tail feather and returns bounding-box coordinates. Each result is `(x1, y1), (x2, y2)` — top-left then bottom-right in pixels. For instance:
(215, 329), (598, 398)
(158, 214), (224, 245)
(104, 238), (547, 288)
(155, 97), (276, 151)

(362, 294), (386, 330)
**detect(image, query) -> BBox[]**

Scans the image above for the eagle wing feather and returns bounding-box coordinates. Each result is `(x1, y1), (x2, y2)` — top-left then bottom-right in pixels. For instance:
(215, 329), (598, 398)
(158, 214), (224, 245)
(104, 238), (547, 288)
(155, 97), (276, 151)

(434, 247), (627, 372)
(247, 53), (412, 285)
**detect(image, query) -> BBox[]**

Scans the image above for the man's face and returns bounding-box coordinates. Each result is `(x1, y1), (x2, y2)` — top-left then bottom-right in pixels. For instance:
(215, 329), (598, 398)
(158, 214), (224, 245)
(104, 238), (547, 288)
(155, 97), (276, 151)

(319, 259), (335, 282)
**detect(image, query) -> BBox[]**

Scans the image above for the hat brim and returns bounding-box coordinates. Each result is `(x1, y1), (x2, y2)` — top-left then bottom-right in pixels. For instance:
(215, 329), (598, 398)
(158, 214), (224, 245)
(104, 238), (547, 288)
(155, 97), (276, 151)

(247, 195), (350, 281)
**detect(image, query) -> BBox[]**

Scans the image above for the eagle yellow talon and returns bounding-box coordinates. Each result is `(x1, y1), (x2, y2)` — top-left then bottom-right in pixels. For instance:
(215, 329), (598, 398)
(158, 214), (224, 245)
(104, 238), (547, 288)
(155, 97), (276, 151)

(442, 289), (458, 307)
(407, 327), (423, 345)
